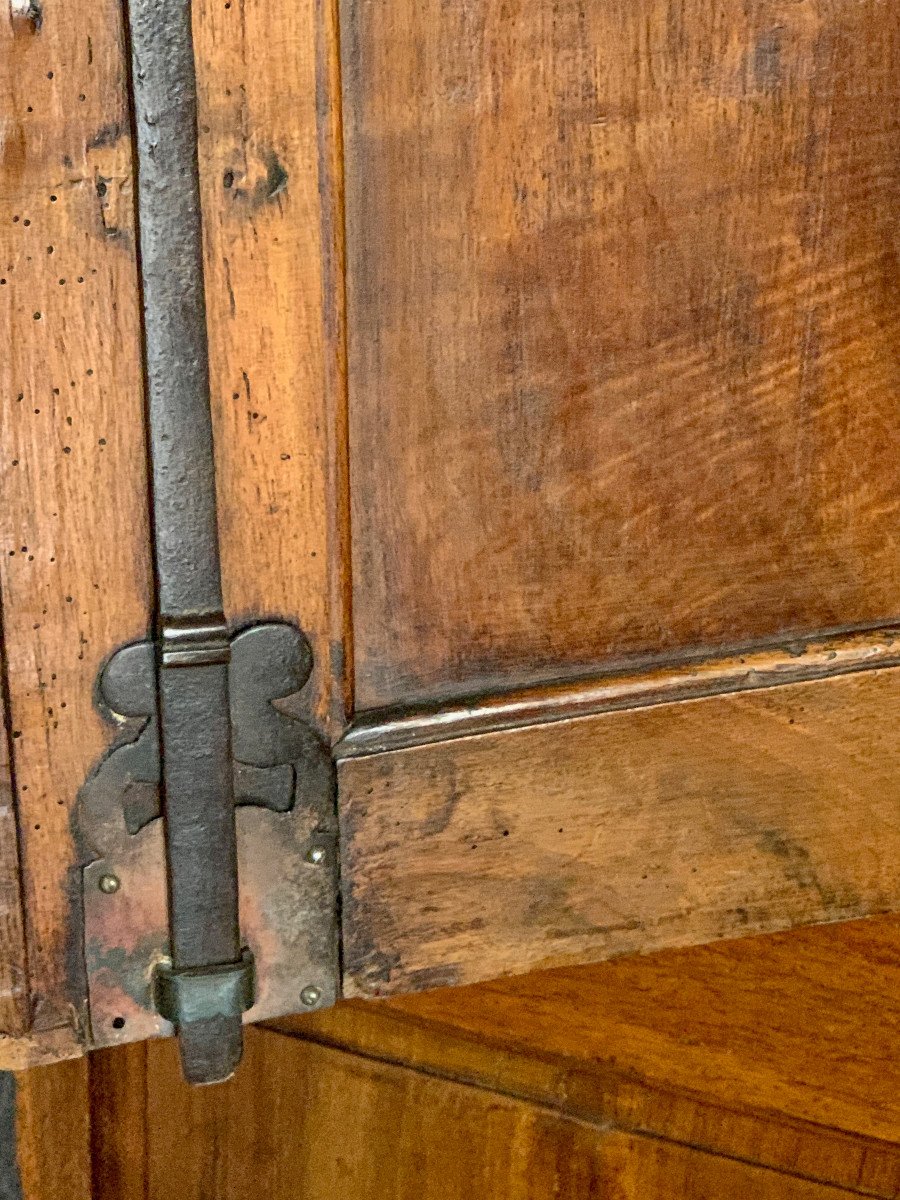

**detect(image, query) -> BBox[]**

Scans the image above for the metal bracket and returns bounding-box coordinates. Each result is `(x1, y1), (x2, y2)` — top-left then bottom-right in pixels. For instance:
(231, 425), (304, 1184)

(76, 622), (339, 1080)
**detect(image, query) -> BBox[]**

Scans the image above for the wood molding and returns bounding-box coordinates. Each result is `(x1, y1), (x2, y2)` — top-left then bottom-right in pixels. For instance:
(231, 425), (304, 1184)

(339, 625), (900, 756)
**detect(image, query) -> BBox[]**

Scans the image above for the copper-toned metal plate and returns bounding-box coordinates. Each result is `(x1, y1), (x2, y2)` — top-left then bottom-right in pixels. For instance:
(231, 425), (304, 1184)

(84, 804), (339, 1049)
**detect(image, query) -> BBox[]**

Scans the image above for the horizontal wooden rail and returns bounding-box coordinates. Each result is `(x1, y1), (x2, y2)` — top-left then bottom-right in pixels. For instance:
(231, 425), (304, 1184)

(338, 662), (900, 998)
(338, 625), (900, 757)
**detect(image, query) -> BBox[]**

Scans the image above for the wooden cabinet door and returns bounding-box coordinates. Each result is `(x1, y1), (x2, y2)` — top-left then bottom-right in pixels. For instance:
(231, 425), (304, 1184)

(332, 0), (900, 999)
(1, 0), (898, 1066)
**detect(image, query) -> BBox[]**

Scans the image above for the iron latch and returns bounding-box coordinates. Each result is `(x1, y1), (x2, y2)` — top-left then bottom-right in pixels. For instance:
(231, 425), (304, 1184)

(74, 0), (339, 1083)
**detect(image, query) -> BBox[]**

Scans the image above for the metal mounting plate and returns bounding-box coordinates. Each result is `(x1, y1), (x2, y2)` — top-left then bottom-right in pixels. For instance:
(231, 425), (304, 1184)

(84, 803), (338, 1047)
(77, 621), (340, 1051)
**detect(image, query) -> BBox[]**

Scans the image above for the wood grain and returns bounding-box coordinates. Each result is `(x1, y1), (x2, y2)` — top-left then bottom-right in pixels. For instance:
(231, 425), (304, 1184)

(97, 1028), (875, 1200)
(3, 0), (900, 1095)
(339, 666), (900, 997)
(0, 646), (28, 1035)
(288, 914), (900, 1196)
(14, 1056), (92, 1200)
(87, 1041), (146, 1200)
(194, 0), (347, 736)
(342, 0), (900, 709)
(0, 0), (151, 1030)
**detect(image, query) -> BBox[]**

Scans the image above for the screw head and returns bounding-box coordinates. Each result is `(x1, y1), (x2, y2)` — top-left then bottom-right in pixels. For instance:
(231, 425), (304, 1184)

(300, 984), (322, 1008)
(306, 846), (326, 865)
(98, 873), (120, 894)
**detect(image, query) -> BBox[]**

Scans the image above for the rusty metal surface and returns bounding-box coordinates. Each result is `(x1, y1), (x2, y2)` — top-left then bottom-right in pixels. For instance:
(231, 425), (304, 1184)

(127, 0), (246, 1078)
(128, 0), (221, 619)
(84, 802), (339, 1049)
(78, 622), (340, 1053)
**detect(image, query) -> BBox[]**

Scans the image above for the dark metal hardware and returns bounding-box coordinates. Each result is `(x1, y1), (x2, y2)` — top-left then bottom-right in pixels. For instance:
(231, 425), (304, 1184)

(77, 623), (340, 1078)
(126, 0), (246, 1083)
(72, 0), (339, 1083)
(154, 951), (256, 1027)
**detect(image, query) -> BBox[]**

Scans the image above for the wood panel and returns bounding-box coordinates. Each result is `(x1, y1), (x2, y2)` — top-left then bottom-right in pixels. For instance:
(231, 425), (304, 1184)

(0, 0), (342, 1059)
(13, 1057), (92, 1200)
(342, 0), (900, 709)
(0, 0), (151, 1033)
(338, 666), (900, 997)
(91, 1029), (872, 1200)
(194, 0), (347, 735)
(290, 914), (900, 1196)
(87, 1041), (146, 1200)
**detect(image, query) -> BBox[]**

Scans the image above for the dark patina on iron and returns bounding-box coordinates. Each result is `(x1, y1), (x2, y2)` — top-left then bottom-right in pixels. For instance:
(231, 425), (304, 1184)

(128, 0), (246, 1083)
(77, 624), (340, 1081)
(73, 0), (339, 1083)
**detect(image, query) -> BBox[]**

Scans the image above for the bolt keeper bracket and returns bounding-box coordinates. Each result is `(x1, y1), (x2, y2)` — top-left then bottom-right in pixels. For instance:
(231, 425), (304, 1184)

(76, 622), (341, 1082)
(154, 951), (256, 1027)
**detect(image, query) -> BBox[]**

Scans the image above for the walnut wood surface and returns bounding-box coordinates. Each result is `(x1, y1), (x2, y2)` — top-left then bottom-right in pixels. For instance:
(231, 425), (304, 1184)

(14, 1056), (92, 1199)
(0, 0), (152, 1033)
(194, 0), (347, 735)
(12, 916), (900, 1198)
(339, 667), (900, 997)
(342, 0), (900, 709)
(284, 913), (900, 1196)
(116, 1031), (874, 1200)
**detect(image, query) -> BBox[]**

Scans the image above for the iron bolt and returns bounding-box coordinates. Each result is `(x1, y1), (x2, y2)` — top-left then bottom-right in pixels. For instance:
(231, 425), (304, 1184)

(98, 873), (121, 894)
(300, 984), (322, 1008)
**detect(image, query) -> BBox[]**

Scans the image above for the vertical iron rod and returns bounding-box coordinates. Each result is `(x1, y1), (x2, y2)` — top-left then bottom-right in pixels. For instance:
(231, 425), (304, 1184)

(127, 0), (250, 1082)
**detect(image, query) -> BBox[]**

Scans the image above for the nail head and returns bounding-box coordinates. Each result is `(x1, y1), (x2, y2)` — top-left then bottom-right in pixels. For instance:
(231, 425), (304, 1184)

(300, 985), (322, 1008)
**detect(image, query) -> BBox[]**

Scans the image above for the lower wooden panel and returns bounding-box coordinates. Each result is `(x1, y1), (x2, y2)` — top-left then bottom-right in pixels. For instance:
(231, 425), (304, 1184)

(289, 914), (900, 1196)
(21, 1029), (875, 1200)
(10, 915), (900, 1199)
(338, 666), (900, 996)
(12, 1057), (92, 1200)
(128, 1031), (871, 1200)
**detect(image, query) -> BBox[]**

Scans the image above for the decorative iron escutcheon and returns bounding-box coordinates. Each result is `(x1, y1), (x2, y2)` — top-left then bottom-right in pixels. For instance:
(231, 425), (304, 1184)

(75, 0), (339, 1083)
